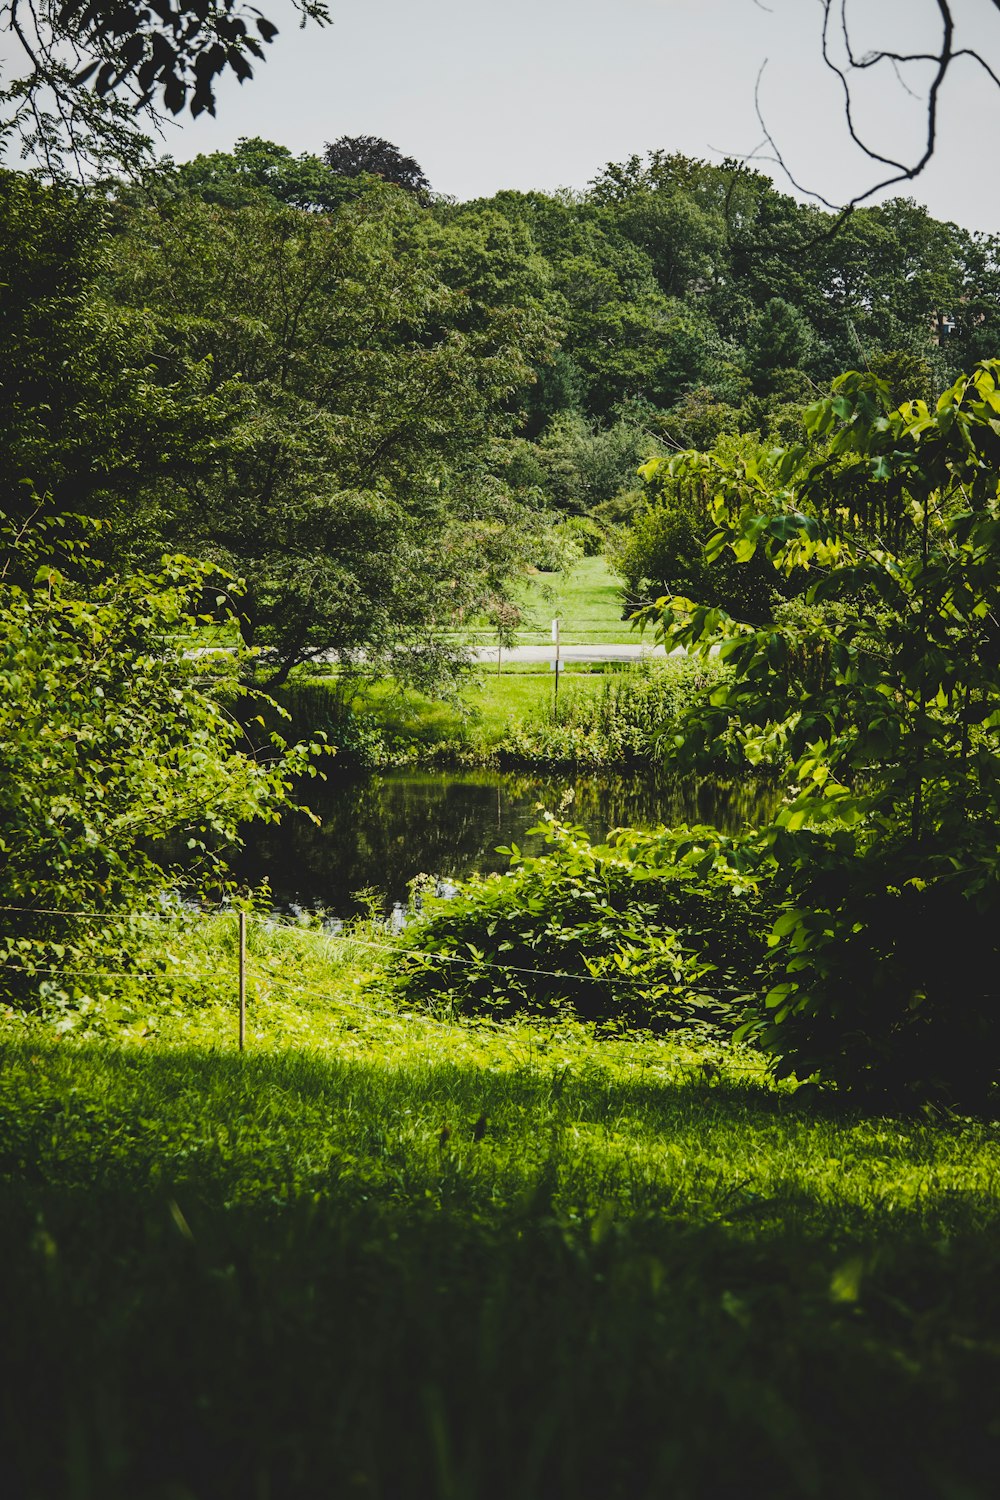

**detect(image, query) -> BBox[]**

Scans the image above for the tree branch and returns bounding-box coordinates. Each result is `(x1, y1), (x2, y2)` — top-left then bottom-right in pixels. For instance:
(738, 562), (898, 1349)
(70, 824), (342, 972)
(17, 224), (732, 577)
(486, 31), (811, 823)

(753, 0), (1000, 215)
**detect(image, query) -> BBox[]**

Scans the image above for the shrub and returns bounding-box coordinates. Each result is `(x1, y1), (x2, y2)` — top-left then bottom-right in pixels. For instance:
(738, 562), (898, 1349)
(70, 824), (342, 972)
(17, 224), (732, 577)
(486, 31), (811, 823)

(278, 677), (388, 767)
(559, 515), (606, 557)
(389, 817), (767, 1032)
(642, 363), (1000, 1106)
(501, 658), (729, 766)
(0, 512), (317, 1022)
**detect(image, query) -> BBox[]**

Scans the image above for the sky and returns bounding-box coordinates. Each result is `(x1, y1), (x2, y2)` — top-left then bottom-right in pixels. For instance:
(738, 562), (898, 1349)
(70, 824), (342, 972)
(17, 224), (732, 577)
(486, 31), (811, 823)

(10, 0), (1000, 231)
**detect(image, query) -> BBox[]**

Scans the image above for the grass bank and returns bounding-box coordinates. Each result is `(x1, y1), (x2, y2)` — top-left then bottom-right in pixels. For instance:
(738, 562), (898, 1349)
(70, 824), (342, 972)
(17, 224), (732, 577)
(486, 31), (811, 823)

(1, 918), (999, 1498)
(461, 554), (637, 647)
(283, 657), (723, 768)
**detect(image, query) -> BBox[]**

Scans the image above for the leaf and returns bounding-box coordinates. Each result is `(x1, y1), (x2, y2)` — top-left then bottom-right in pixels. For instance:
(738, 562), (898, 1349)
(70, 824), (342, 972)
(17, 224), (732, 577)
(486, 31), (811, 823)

(829, 1255), (864, 1304)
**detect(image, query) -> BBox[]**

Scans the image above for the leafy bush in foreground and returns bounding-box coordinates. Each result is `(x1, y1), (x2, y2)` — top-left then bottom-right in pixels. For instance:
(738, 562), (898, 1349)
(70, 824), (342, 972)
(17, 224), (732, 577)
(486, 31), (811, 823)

(640, 362), (1000, 1106)
(390, 817), (767, 1031)
(0, 512), (318, 1022)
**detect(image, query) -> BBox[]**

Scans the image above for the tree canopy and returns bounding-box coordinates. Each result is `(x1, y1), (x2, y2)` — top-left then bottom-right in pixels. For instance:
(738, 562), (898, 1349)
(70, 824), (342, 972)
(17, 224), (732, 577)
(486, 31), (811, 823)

(322, 135), (430, 195)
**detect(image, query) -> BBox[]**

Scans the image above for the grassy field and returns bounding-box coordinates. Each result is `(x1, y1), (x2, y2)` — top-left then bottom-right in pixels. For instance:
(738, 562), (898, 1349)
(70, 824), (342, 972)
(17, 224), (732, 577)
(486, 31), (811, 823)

(1, 916), (999, 1498)
(464, 555), (640, 647)
(352, 667), (612, 756)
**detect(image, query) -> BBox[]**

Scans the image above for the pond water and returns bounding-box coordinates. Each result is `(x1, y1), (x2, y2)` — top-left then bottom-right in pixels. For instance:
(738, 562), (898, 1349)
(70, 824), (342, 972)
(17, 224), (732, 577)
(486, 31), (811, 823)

(234, 768), (776, 917)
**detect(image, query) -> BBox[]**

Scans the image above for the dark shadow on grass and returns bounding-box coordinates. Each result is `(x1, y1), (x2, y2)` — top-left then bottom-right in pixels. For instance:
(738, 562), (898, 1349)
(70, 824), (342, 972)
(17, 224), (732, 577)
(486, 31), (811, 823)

(1, 1037), (999, 1499)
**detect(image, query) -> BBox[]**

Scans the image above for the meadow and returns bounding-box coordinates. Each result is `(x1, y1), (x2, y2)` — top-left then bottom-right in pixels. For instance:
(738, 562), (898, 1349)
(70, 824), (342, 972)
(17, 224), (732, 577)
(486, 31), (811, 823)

(463, 555), (639, 648)
(1, 916), (998, 1499)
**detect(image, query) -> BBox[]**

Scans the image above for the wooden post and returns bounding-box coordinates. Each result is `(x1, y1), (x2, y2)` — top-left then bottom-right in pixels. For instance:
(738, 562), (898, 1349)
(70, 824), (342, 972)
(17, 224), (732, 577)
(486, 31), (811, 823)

(238, 910), (246, 1052)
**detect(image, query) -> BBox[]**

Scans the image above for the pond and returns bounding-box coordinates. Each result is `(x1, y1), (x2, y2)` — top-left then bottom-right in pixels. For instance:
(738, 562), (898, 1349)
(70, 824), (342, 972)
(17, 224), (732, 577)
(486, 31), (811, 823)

(234, 768), (776, 917)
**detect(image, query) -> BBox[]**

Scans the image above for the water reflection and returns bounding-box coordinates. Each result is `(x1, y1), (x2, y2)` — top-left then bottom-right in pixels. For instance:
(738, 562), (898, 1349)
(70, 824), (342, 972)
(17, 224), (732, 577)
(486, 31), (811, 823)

(236, 768), (777, 916)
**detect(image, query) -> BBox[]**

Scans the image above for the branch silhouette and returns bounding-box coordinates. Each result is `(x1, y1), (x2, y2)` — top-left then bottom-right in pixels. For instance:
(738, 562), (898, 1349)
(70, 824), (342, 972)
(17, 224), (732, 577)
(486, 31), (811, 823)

(754, 0), (1000, 223)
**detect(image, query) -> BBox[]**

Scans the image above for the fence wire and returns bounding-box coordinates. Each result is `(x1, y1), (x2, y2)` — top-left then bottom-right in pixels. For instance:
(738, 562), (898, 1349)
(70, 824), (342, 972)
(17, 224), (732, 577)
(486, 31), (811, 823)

(0, 902), (765, 1025)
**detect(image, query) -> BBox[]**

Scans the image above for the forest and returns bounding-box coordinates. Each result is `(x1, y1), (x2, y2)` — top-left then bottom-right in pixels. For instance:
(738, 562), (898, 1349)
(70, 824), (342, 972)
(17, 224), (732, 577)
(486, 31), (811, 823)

(4, 98), (1000, 1500)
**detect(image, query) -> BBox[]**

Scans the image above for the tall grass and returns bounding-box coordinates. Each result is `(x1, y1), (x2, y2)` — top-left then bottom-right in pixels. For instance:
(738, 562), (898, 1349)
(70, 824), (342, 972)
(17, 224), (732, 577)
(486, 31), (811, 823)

(502, 658), (727, 766)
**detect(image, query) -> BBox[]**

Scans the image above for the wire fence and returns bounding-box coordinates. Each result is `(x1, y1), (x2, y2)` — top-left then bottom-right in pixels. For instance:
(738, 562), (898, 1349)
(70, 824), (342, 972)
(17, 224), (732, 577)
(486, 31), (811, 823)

(0, 901), (762, 1048)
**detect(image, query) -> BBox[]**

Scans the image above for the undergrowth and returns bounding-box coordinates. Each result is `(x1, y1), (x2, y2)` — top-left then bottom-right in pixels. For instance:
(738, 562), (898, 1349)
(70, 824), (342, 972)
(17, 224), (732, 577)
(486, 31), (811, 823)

(279, 658), (728, 769)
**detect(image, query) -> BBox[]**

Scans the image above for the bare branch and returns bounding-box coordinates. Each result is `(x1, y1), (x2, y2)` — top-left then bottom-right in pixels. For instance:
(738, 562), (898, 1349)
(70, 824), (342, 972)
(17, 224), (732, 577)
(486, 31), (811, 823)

(750, 0), (1000, 215)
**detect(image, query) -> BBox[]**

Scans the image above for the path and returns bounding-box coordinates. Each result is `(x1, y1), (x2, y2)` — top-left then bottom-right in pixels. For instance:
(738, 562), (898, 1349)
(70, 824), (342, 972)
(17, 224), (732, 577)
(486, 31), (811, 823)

(470, 641), (671, 665)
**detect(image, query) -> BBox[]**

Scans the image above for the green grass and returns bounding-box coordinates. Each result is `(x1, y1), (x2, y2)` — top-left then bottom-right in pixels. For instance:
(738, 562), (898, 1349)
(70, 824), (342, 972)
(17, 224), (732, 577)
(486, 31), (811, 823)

(2, 917), (999, 1498)
(463, 555), (640, 647)
(353, 669), (613, 756)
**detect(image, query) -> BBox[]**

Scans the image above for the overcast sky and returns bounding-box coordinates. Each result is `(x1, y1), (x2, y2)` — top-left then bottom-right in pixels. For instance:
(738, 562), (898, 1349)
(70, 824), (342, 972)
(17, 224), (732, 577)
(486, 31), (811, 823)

(14, 0), (1000, 231)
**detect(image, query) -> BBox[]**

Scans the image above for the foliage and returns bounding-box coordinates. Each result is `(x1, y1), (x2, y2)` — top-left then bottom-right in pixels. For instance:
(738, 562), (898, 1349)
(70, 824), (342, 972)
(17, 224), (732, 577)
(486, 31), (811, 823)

(0, 0), (328, 171)
(500, 658), (730, 767)
(0, 168), (236, 550)
(159, 135), (368, 213)
(533, 410), (657, 512)
(108, 185), (555, 687)
(558, 514), (606, 557)
(277, 676), (391, 768)
(322, 133), (430, 195)
(390, 815), (762, 1030)
(615, 437), (794, 623)
(642, 361), (1000, 1105)
(0, 509), (316, 1020)
(654, 384), (743, 450)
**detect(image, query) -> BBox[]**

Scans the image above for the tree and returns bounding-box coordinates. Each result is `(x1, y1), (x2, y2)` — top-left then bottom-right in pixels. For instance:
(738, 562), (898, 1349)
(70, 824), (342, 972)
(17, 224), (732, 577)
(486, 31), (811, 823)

(109, 186), (554, 686)
(643, 361), (1000, 1105)
(322, 135), (430, 195)
(160, 136), (369, 213)
(534, 412), (653, 513)
(0, 167), (238, 553)
(0, 507), (313, 1020)
(461, 186), (726, 418)
(743, 296), (817, 397)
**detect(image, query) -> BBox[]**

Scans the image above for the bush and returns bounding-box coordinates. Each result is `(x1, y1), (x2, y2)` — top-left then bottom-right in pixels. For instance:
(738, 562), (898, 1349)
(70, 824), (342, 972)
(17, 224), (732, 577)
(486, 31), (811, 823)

(389, 817), (767, 1031)
(738, 832), (1000, 1106)
(559, 514), (606, 557)
(0, 513), (316, 1022)
(501, 659), (728, 766)
(278, 677), (389, 767)
(644, 363), (1000, 1106)
(612, 485), (784, 625)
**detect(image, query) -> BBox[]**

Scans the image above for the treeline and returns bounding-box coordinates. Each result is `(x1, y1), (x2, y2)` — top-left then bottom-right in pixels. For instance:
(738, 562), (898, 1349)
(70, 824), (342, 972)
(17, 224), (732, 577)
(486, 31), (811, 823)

(165, 137), (1000, 507)
(5, 136), (999, 685)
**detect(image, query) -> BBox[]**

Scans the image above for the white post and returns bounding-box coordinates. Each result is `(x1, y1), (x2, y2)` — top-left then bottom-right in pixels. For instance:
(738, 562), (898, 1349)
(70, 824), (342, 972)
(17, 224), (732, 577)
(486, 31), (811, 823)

(238, 911), (246, 1052)
(552, 616), (561, 722)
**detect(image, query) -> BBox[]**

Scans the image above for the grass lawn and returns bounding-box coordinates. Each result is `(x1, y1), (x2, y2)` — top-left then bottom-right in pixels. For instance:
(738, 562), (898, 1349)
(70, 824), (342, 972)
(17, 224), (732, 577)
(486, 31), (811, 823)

(1, 916), (999, 1498)
(462, 555), (641, 647)
(354, 668), (614, 754)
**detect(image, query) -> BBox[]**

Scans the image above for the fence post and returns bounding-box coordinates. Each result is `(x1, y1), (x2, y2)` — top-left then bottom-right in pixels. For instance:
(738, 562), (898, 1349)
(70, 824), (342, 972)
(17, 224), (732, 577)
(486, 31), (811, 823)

(238, 910), (246, 1052)
(552, 615), (561, 723)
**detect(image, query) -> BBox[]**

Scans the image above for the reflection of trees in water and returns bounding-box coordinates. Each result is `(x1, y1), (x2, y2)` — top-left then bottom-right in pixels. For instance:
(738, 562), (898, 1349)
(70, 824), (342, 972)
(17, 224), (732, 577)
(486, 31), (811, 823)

(238, 768), (777, 914)
(562, 773), (776, 836)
